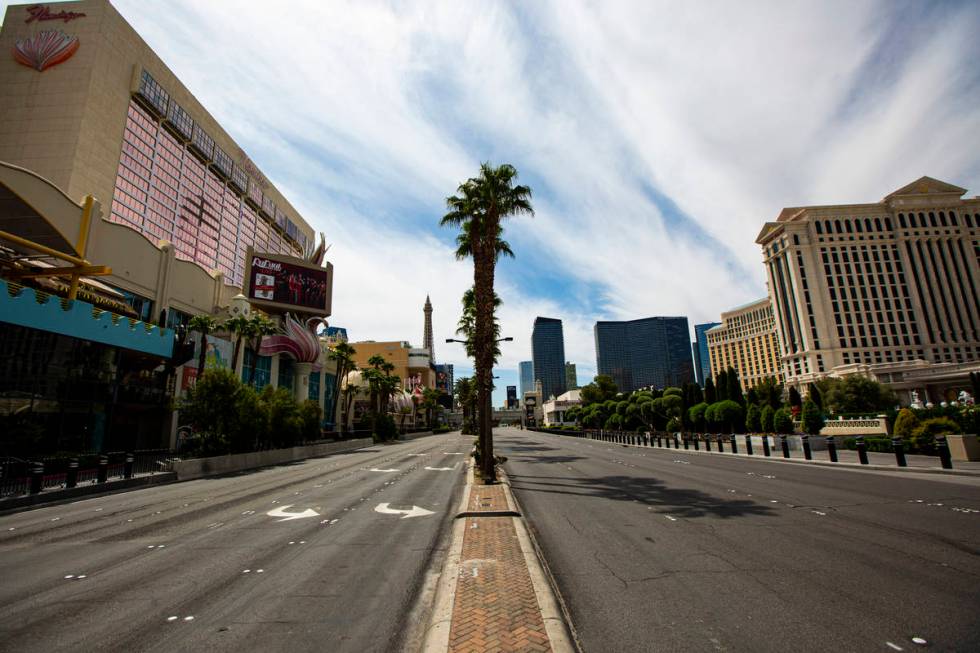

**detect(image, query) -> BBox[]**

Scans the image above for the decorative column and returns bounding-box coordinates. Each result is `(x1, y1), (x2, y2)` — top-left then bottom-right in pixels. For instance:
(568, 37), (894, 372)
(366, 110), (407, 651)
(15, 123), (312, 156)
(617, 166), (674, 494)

(294, 362), (313, 404)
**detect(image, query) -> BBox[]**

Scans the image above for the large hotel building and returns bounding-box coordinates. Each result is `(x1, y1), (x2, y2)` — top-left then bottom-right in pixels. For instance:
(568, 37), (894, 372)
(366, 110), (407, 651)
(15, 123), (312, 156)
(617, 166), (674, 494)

(756, 176), (980, 402)
(0, 1), (335, 452)
(1, 0), (313, 299)
(705, 299), (782, 390)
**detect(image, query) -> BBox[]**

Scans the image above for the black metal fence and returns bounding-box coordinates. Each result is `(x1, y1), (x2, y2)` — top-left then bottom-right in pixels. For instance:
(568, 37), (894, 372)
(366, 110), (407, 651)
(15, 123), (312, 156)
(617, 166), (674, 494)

(565, 429), (955, 470)
(1, 449), (174, 499)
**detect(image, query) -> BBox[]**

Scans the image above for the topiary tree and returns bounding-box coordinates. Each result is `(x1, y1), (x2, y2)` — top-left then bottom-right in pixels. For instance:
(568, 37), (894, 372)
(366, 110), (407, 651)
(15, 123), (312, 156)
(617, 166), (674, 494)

(711, 400), (744, 433)
(892, 408), (920, 440)
(666, 417), (682, 432)
(745, 403), (761, 433)
(773, 408), (794, 434)
(605, 414), (623, 430)
(910, 417), (960, 453)
(704, 377), (717, 404)
(800, 399), (824, 436)
(823, 376), (897, 415)
(788, 387), (803, 409)
(761, 405), (775, 433)
(688, 402), (709, 431)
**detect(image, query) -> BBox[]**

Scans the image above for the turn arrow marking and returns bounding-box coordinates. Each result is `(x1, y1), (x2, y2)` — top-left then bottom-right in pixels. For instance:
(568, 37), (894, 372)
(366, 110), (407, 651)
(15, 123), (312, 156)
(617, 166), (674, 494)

(425, 466), (454, 471)
(374, 503), (435, 519)
(267, 505), (319, 521)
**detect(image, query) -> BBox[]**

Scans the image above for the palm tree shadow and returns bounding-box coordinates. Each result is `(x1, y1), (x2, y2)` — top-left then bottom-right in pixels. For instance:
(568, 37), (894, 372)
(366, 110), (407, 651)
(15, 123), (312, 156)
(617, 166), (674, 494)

(507, 472), (775, 520)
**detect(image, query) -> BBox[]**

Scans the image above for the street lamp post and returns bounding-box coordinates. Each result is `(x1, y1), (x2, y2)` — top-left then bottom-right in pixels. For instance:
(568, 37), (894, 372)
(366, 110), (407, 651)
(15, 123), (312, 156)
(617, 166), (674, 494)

(446, 336), (512, 483)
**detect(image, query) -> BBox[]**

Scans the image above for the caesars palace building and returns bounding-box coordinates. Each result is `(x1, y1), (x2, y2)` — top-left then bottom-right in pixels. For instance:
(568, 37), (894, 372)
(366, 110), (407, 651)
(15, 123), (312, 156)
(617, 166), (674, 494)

(756, 177), (980, 403)
(0, 1), (336, 454)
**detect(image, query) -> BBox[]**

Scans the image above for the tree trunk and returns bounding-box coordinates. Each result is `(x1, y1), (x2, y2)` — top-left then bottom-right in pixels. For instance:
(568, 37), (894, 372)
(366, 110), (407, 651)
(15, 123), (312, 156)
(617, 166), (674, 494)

(472, 230), (497, 482)
(198, 332), (208, 377)
(231, 336), (243, 375)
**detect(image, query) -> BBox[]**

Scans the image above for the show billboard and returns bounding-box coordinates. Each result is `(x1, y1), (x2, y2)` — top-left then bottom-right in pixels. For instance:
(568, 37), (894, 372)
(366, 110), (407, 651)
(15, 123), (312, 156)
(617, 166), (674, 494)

(506, 385), (518, 409)
(244, 248), (333, 316)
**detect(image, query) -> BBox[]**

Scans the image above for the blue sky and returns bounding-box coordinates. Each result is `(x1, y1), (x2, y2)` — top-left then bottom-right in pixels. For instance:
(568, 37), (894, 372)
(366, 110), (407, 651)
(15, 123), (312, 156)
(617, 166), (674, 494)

(5, 0), (978, 405)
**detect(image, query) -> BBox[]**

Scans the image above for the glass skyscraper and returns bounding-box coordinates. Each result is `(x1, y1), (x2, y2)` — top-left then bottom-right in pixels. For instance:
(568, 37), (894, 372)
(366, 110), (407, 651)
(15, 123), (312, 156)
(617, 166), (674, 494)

(519, 360), (534, 397)
(531, 317), (566, 400)
(693, 322), (721, 385)
(594, 317), (695, 392)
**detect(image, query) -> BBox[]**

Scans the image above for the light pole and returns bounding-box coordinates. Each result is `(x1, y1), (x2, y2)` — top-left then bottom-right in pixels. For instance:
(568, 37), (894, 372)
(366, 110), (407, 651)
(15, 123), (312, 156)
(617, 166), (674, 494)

(446, 336), (512, 483)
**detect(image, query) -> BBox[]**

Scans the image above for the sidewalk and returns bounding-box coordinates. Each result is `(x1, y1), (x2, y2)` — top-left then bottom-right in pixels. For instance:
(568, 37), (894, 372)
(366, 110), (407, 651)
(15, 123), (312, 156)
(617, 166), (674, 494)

(583, 433), (980, 477)
(424, 462), (575, 653)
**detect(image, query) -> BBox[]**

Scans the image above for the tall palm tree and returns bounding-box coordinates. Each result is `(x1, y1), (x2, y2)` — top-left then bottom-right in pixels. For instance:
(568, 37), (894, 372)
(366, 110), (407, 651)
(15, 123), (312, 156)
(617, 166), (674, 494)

(457, 287), (502, 361)
(441, 162), (533, 481)
(188, 314), (221, 377)
(245, 313), (278, 386)
(224, 315), (251, 373)
(327, 342), (357, 432)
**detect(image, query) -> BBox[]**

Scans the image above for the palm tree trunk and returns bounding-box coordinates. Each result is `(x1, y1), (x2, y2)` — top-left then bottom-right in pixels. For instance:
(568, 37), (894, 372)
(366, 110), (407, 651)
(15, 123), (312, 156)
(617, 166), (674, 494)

(232, 336), (243, 374)
(198, 332), (208, 376)
(473, 239), (496, 481)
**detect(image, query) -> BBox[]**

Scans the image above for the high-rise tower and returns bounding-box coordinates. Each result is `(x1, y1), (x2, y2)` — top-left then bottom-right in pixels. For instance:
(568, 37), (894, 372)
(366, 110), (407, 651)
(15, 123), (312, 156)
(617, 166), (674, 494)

(423, 295), (434, 363)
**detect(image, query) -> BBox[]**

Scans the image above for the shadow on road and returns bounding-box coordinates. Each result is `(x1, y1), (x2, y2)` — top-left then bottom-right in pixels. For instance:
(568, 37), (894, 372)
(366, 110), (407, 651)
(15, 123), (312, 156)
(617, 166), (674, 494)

(507, 472), (775, 520)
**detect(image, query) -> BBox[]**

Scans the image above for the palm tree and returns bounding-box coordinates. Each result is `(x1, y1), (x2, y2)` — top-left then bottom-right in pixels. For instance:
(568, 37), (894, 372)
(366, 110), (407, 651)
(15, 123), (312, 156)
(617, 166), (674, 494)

(245, 313), (278, 386)
(442, 162), (533, 481)
(188, 315), (221, 376)
(421, 387), (441, 428)
(224, 315), (251, 373)
(327, 342), (357, 432)
(457, 287), (503, 361)
(453, 377), (477, 432)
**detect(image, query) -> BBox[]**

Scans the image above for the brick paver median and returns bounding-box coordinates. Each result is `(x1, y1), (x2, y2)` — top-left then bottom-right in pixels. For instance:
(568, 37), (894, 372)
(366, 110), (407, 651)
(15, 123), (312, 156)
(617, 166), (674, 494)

(447, 482), (552, 652)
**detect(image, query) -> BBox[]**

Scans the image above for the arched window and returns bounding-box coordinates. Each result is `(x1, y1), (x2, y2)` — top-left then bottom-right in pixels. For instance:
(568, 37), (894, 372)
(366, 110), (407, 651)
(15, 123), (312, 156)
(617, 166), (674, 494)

(854, 219), (863, 233)
(899, 213), (907, 228)
(875, 218), (882, 231)
(966, 214), (974, 228)
(939, 212), (947, 226)
(825, 220), (832, 234)
(928, 212), (938, 227)
(909, 214), (917, 227)
(884, 217), (892, 230)
(845, 220), (853, 233)
(949, 210), (958, 226)
(865, 218), (873, 232)
(814, 221), (823, 234)
(835, 219), (843, 233)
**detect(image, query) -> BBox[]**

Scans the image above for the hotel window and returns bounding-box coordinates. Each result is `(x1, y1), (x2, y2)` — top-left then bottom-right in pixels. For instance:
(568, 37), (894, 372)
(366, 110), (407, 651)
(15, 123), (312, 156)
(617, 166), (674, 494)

(165, 101), (194, 141)
(190, 124), (215, 161)
(212, 146), (233, 179)
(230, 164), (248, 194)
(137, 70), (170, 116)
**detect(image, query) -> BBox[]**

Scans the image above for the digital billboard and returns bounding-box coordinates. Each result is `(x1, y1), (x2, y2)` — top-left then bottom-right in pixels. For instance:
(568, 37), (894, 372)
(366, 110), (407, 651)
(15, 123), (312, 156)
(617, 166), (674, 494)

(244, 247), (332, 316)
(506, 386), (518, 409)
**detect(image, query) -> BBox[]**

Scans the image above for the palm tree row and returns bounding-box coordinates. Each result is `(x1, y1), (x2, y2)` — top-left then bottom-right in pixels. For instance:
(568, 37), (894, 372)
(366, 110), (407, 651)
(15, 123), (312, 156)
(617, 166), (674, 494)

(441, 162), (533, 482)
(189, 313), (279, 385)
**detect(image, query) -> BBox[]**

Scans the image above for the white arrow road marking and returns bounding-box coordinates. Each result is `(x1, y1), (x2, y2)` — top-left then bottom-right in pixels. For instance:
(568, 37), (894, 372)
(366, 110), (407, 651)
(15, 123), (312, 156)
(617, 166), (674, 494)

(369, 468), (399, 473)
(267, 505), (320, 521)
(374, 503), (435, 519)
(425, 466), (454, 471)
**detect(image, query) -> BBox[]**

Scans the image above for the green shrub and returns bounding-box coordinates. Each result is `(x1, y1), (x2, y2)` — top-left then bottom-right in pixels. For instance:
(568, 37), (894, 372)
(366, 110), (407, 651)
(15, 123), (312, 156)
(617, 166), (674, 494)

(800, 400), (824, 435)
(761, 405), (775, 433)
(773, 408), (794, 434)
(299, 400), (323, 441)
(892, 408), (919, 439)
(688, 402), (709, 431)
(745, 404), (761, 433)
(262, 386), (303, 448)
(910, 417), (960, 453)
(666, 417), (681, 432)
(708, 400), (744, 433)
(373, 413), (398, 442)
(432, 425), (452, 434)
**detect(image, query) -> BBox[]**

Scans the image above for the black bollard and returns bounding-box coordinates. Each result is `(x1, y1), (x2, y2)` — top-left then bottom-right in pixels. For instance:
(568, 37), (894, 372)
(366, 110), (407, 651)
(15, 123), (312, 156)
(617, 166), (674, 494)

(801, 435), (812, 461)
(826, 436), (838, 462)
(693, 437), (700, 451)
(730, 434), (738, 455)
(780, 434), (790, 458)
(745, 434), (753, 456)
(892, 437), (907, 467)
(936, 436), (953, 470)
(706, 436), (712, 452)
(124, 453), (134, 479)
(674, 434), (680, 449)
(762, 435), (771, 457)
(97, 455), (108, 484)
(29, 461), (44, 495)
(683, 437), (689, 450)
(856, 437), (869, 465)
(66, 458), (79, 489)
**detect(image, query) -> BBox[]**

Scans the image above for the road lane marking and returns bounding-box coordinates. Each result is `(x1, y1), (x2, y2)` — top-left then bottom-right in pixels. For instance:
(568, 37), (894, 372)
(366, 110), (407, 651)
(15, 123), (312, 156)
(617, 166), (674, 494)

(812, 510), (826, 516)
(912, 637), (927, 645)
(665, 516), (677, 522)
(425, 466), (454, 471)
(374, 503), (435, 519)
(886, 642), (903, 651)
(369, 468), (399, 473)
(267, 505), (319, 521)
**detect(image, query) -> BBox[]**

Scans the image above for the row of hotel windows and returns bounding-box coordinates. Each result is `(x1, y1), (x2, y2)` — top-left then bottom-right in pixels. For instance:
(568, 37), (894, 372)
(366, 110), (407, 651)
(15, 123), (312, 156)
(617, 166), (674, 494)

(135, 70), (308, 252)
(111, 101), (298, 286)
(812, 211), (978, 236)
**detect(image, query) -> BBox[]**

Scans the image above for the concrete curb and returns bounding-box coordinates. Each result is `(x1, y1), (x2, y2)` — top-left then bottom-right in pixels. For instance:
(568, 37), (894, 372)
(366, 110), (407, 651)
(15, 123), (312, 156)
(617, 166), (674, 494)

(576, 435), (980, 478)
(420, 459), (474, 653)
(499, 470), (580, 653)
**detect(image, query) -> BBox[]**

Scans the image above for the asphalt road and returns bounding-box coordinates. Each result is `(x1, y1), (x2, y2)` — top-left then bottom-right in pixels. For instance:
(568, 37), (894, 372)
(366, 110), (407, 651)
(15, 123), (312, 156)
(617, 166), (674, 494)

(0, 433), (468, 653)
(498, 427), (980, 653)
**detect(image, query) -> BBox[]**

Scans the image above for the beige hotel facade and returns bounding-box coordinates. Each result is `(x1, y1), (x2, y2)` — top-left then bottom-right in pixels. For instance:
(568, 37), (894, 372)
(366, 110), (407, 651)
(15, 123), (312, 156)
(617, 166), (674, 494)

(756, 177), (980, 403)
(705, 297), (782, 391)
